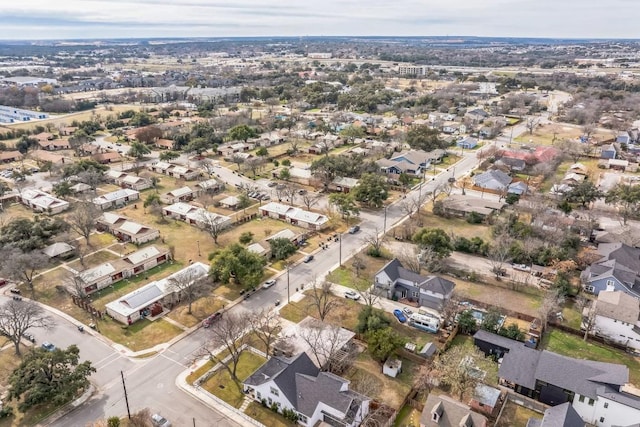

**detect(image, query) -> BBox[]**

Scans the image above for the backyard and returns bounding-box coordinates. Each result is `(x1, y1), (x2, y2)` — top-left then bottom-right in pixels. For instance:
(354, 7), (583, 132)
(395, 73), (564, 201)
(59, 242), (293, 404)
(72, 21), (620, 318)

(495, 399), (541, 427)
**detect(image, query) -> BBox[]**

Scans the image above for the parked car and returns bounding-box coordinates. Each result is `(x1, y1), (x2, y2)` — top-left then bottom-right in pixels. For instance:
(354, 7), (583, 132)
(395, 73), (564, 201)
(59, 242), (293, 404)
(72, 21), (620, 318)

(41, 341), (55, 352)
(303, 255), (314, 263)
(298, 189), (307, 195)
(9, 288), (20, 294)
(402, 307), (413, 317)
(23, 332), (35, 343)
(202, 312), (222, 328)
(267, 181), (277, 187)
(344, 290), (360, 300)
(262, 279), (277, 289)
(512, 263), (531, 272)
(393, 309), (407, 323)
(348, 225), (360, 234)
(151, 413), (172, 427)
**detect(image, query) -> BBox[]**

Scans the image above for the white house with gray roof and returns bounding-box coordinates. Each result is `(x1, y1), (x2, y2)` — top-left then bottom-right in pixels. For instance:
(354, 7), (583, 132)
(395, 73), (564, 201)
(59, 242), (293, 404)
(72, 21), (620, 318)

(589, 290), (640, 351)
(160, 186), (199, 204)
(106, 262), (208, 324)
(260, 202), (329, 230)
(243, 352), (369, 427)
(374, 258), (455, 312)
(96, 213), (159, 244)
(162, 202), (231, 230)
(581, 242), (640, 298)
(93, 188), (140, 210)
(474, 330), (640, 427)
(20, 188), (69, 214)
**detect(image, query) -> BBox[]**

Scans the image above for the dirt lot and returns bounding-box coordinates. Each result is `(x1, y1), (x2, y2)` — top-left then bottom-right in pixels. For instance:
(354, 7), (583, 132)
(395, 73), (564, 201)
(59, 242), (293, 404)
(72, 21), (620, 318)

(514, 122), (613, 146)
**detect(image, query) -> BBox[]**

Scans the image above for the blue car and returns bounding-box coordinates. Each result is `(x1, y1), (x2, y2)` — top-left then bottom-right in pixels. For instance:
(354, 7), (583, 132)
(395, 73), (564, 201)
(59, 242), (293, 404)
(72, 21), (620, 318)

(393, 309), (407, 323)
(41, 341), (56, 352)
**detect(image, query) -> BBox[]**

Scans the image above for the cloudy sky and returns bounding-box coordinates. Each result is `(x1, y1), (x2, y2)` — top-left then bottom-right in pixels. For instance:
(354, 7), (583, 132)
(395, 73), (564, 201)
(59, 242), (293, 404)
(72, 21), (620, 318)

(0, 0), (637, 40)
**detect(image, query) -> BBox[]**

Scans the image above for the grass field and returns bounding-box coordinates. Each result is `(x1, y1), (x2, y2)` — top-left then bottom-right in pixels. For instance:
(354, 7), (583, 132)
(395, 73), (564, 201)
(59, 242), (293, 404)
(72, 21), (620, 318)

(393, 405), (422, 427)
(513, 123), (613, 147)
(202, 351), (266, 408)
(543, 329), (640, 386)
(245, 402), (297, 427)
(66, 250), (120, 271)
(99, 317), (183, 352)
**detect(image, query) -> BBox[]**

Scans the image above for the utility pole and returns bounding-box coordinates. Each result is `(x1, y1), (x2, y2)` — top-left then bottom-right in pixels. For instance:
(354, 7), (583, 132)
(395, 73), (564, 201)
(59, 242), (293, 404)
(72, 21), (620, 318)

(121, 371), (131, 420)
(339, 234), (342, 266)
(287, 264), (291, 304)
(383, 205), (387, 234)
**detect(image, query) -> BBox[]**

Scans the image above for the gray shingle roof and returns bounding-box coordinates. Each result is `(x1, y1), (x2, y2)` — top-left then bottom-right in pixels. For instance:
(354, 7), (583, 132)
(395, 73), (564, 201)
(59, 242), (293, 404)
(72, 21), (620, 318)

(539, 403), (584, 427)
(473, 170), (512, 190)
(295, 372), (352, 417)
(420, 394), (488, 427)
(121, 284), (163, 310)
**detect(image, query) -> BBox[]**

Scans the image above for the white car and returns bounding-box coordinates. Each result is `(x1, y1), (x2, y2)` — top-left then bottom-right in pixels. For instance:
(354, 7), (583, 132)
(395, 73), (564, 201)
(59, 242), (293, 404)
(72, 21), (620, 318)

(262, 279), (277, 289)
(344, 290), (360, 300)
(152, 413), (171, 427)
(512, 263), (531, 272)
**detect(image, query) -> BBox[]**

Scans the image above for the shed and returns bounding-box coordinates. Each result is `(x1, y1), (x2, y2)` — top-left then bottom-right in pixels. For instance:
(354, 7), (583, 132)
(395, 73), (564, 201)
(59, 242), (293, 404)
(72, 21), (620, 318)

(383, 358), (402, 378)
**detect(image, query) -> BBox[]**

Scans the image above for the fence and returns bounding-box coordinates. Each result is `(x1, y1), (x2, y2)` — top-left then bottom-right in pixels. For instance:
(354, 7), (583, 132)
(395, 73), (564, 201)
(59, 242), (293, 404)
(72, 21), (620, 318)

(548, 322), (630, 352)
(494, 389), (547, 427)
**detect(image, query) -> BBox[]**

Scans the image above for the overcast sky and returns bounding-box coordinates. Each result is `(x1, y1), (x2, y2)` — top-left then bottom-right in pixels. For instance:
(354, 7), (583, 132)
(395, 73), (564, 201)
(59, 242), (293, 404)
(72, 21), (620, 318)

(0, 0), (637, 40)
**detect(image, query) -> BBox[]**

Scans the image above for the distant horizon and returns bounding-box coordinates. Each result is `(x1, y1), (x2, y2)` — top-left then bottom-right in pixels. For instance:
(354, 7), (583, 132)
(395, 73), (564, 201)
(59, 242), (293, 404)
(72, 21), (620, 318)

(0, 1), (638, 41)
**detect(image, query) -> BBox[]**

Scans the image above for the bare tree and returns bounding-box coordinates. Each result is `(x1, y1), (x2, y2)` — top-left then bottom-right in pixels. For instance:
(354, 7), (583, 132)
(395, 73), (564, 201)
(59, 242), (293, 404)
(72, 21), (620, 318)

(67, 200), (101, 245)
(434, 345), (493, 400)
(167, 268), (211, 315)
(582, 123), (596, 141)
(538, 288), (565, 331)
(77, 170), (104, 192)
(307, 280), (340, 321)
(0, 248), (49, 299)
(575, 295), (597, 341)
(289, 139), (301, 156)
(363, 227), (385, 258)
(197, 210), (229, 245)
(230, 154), (245, 171)
(298, 318), (353, 373)
(487, 235), (512, 280)
(351, 370), (381, 397)
(129, 408), (153, 427)
(0, 299), (55, 355)
(67, 273), (90, 301)
(247, 309), (281, 358)
(281, 183), (299, 206)
(244, 157), (266, 178)
(397, 247), (422, 274)
(414, 363), (440, 394)
(300, 192), (321, 211)
(525, 117), (540, 135)
(200, 312), (250, 391)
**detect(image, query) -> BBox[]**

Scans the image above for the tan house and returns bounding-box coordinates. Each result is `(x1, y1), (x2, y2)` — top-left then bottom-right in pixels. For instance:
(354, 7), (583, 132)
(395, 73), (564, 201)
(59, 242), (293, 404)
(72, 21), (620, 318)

(93, 151), (122, 164)
(20, 188), (70, 214)
(154, 139), (174, 149)
(440, 195), (505, 221)
(38, 139), (70, 151)
(160, 186), (199, 204)
(30, 150), (66, 164)
(0, 150), (23, 163)
(96, 212), (160, 244)
(93, 188), (140, 210)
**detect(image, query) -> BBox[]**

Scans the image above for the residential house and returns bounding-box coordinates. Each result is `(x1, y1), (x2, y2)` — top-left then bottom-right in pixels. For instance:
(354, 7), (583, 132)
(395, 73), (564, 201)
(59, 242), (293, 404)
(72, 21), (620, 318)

(243, 352), (370, 427)
(473, 330), (640, 427)
(219, 195), (241, 210)
(34, 132), (54, 143)
(92, 151), (122, 164)
(581, 242), (640, 298)
(617, 132), (631, 145)
(162, 202), (232, 230)
(527, 403), (585, 427)
(148, 161), (199, 180)
(20, 188), (69, 214)
(154, 138), (175, 150)
(0, 150), (23, 163)
(37, 138), (70, 151)
(105, 170), (151, 191)
(78, 143), (100, 156)
(457, 137), (478, 150)
(160, 186), (199, 204)
(246, 242), (270, 258)
(442, 123), (463, 134)
(374, 258), (455, 312)
(93, 188), (140, 210)
(96, 213), (160, 244)
(266, 228), (305, 246)
(607, 158), (629, 171)
(42, 242), (75, 259)
(377, 149), (440, 177)
(30, 150), (66, 164)
(70, 183), (92, 194)
(420, 394), (488, 427)
(217, 142), (254, 157)
(588, 290), (640, 351)
(79, 246), (170, 295)
(495, 156), (526, 172)
(440, 195), (505, 221)
(473, 170), (512, 192)
(260, 202), (329, 230)
(329, 177), (359, 193)
(501, 146), (560, 164)
(196, 179), (223, 194)
(601, 144), (617, 160)
(105, 262), (209, 325)
(465, 108), (490, 124)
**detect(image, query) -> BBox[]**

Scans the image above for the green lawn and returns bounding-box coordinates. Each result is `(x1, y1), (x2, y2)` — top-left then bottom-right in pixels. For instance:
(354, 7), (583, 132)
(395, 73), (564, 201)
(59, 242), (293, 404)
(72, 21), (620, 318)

(496, 399), (541, 427)
(543, 329), (640, 386)
(202, 352), (266, 408)
(245, 402), (297, 427)
(393, 405), (421, 427)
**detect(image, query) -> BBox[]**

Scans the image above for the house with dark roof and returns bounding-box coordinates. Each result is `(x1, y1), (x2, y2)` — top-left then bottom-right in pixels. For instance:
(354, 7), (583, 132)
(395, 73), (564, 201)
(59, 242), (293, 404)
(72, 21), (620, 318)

(420, 394), (487, 427)
(589, 290), (640, 351)
(473, 170), (512, 192)
(526, 403), (585, 427)
(377, 149), (445, 177)
(243, 352), (370, 427)
(581, 242), (640, 298)
(374, 259), (455, 312)
(474, 330), (640, 427)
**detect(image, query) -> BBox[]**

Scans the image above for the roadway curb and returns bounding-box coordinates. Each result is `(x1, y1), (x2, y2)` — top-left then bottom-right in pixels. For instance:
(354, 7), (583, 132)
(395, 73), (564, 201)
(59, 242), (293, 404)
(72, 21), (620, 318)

(39, 384), (95, 427)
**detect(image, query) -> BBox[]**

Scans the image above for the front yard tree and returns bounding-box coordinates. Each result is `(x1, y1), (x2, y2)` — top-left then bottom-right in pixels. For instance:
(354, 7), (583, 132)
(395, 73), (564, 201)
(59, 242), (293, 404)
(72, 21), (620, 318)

(230, 154), (245, 171)
(52, 181), (73, 198)
(0, 299), (55, 355)
(405, 125), (447, 151)
(299, 319), (354, 373)
(209, 243), (267, 289)
(413, 227), (452, 259)
(247, 309), (281, 359)
(67, 200), (101, 245)
(197, 211), (229, 245)
(185, 137), (210, 156)
(329, 193), (359, 224)
(300, 192), (321, 211)
(565, 180), (602, 208)
(8, 344), (95, 412)
(134, 125), (162, 144)
(201, 312), (250, 391)
(307, 280), (340, 321)
(228, 124), (257, 143)
(605, 183), (640, 225)
(269, 238), (297, 261)
(159, 150), (180, 161)
(0, 248), (49, 299)
(128, 141), (151, 160)
(457, 310), (478, 335)
(167, 268), (211, 315)
(352, 173), (389, 208)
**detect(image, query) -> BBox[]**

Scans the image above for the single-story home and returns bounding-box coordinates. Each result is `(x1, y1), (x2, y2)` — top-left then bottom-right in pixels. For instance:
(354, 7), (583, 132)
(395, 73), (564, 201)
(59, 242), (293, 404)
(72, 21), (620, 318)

(96, 212), (160, 244)
(148, 161), (199, 180)
(20, 188), (70, 214)
(162, 202), (232, 230)
(260, 202), (329, 230)
(78, 246), (170, 295)
(105, 170), (152, 191)
(420, 394), (488, 427)
(92, 151), (122, 164)
(0, 150), (23, 163)
(105, 262), (209, 324)
(160, 186), (199, 204)
(93, 188), (140, 210)
(197, 179), (223, 194)
(219, 195), (241, 209)
(457, 137), (478, 149)
(600, 144), (617, 160)
(38, 139), (70, 151)
(329, 177), (359, 193)
(246, 242), (270, 258)
(42, 242), (75, 259)
(30, 150), (66, 164)
(440, 195), (506, 220)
